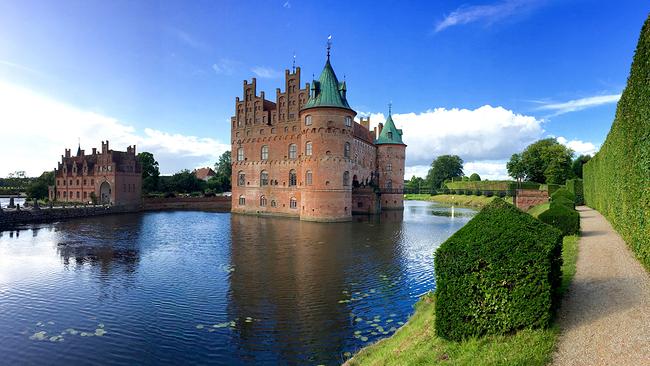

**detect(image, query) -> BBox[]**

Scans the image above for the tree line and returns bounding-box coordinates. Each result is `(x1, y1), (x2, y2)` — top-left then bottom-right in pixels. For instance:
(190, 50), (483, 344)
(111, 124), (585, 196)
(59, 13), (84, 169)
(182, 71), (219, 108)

(406, 138), (591, 192)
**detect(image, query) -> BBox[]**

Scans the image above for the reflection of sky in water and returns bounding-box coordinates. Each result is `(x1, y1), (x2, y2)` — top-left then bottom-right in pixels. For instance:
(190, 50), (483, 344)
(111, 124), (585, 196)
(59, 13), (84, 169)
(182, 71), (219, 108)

(0, 197), (25, 208)
(0, 201), (475, 365)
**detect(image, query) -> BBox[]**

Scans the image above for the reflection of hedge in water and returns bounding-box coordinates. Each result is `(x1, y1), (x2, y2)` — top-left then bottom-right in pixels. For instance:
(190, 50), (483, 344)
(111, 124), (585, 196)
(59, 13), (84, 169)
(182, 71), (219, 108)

(583, 16), (650, 268)
(434, 199), (563, 341)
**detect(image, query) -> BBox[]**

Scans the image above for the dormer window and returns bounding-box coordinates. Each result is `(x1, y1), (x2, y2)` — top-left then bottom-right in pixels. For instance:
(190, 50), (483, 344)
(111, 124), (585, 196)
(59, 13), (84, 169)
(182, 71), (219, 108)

(387, 132), (393, 140)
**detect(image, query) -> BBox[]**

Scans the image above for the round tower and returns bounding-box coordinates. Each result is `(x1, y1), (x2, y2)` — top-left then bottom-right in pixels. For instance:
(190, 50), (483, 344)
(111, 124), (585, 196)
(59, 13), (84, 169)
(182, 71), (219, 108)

(376, 107), (406, 210)
(299, 52), (356, 222)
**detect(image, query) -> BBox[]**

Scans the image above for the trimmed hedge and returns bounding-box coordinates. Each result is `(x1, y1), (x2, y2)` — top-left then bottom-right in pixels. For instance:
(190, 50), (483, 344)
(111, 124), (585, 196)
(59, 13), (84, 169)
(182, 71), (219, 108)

(551, 196), (575, 210)
(539, 203), (580, 236)
(434, 199), (563, 341)
(566, 179), (584, 205)
(551, 188), (575, 203)
(584, 16), (650, 269)
(446, 180), (540, 191)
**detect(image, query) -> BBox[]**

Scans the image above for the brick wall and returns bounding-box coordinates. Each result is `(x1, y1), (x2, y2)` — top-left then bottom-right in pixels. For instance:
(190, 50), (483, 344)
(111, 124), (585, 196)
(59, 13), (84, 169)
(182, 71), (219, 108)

(515, 189), (549, 211)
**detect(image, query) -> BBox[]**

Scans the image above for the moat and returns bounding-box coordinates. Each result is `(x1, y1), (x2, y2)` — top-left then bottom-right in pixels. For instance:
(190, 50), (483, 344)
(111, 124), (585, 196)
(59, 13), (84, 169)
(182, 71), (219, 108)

(0, 200), (475, 365)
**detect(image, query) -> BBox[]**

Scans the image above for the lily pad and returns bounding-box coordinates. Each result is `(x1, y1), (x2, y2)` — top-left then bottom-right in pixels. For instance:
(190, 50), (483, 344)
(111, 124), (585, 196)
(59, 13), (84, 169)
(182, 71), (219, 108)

(95, 328), (106, 336)
(360, 336), (368, 342)
(29, 331), (47, 341)
(196, 324), (204, 329)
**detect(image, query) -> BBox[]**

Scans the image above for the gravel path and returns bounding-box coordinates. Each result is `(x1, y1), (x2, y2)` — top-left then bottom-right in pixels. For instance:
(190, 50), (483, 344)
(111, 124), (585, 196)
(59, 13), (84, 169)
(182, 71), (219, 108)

(553, 206), (650, 365)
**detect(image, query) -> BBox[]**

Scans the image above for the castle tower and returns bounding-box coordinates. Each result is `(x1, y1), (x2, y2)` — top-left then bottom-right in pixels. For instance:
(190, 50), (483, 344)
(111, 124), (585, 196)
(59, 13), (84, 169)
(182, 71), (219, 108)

(376, 107), (406, 209)
(299, 51), (357, 221)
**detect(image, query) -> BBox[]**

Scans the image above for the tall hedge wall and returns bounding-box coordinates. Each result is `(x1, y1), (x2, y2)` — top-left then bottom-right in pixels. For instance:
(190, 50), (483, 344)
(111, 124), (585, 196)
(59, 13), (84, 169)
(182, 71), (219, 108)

(434, 199), (563, 341)
(566, 179), (584, 205)
(584, 15), (650, 268)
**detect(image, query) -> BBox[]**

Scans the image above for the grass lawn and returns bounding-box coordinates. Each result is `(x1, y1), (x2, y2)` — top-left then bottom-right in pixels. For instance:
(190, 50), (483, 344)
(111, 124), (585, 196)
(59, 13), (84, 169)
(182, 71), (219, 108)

(527, 203), (550, 218)
(404, 194), (513, 208)
(345, 235), (579, 366)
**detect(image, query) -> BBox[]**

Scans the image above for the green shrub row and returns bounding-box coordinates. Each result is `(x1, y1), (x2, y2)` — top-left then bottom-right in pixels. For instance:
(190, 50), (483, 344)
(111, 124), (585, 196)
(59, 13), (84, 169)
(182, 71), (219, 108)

(584, 16), (650, 268)
(566, 179), (584, 205)
(537, 188), (580, 236)
(449, 189), (509, 197)
(446, 181), (541, 192)
(434, 199), (563, 341)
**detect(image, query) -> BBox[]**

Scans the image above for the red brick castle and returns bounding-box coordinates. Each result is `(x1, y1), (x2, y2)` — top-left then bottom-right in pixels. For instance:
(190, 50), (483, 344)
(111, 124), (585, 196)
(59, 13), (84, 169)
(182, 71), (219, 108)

(230, 48), (406, 222)
(49, 141), (142, 206)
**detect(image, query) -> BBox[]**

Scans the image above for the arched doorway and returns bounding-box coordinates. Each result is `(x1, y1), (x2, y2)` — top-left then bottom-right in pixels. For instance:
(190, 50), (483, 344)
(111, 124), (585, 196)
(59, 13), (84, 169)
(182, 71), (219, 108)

(100, 182), (111, 205)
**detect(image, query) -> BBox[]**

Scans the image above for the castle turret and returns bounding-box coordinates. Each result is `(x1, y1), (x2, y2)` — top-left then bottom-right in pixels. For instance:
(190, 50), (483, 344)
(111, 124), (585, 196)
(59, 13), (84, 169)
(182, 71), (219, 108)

(375, 106), (406, 209)
(299, 51), (356, 221)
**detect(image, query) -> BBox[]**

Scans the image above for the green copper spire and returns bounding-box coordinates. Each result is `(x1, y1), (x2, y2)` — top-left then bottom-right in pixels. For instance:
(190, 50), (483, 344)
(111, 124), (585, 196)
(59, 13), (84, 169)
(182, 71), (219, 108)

(375, 106), (405, 145)
(302, 44), (352, 111)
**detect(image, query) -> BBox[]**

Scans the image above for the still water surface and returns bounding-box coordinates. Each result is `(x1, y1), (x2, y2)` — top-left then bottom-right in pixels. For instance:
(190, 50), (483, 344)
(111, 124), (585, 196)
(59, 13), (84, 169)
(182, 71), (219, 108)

(0, 201), (475, 365)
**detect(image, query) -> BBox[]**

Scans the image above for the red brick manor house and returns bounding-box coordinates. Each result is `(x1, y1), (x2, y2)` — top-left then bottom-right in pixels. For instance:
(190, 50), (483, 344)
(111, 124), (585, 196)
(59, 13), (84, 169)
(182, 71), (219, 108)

(49, 141), (142, 206)
(230, 50), (406, 222)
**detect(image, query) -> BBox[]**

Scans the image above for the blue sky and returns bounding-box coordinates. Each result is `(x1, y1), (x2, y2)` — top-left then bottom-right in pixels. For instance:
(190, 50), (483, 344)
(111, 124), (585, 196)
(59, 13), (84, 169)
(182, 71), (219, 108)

(0, 0), (648, 178)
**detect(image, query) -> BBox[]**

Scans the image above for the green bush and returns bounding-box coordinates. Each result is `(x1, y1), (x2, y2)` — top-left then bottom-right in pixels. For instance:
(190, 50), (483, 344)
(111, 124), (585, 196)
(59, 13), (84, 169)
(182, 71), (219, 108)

(484, 190), (494, 197)
(474, 190), (482, 196)
(434, 199), (563, 341)
(497, 191), (507, 198)
(551, 188), (575, 203)
(551, 196), (575, 210)
(566, 179), (584, 205)
(465, 190), (473, 196)
(539, 204), (580, 236)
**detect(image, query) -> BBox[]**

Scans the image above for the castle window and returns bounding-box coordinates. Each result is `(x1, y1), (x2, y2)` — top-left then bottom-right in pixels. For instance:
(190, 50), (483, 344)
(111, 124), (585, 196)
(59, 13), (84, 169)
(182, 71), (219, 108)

(290, 197), (297, 209)
(271, 200), (277, 207)
(237, 147), (245, 161)
(83, 192), (87, 199)
(260, 195), (267, 207)
(305, 141), (312, 156)
(345, 116), (352, 127)
(305, 115), (312, 126)
(238, 171), (245, 186)
(343, 171), (350, 186)
(306, 170), (312, 185)
(344, 142), (351, 158)
(289, 169), (297, 186)
(386, 179), (393, 189)
(69, 179), (72, 185)
(387, 132), (393, 140)
(261, 145), (269, 160)
(239, 195), (245, 205)
(91, 179), (94, 185)
(76, 191), (80, 198)
(387, 163), (392, 172)
(63, 191), (67, 198)
(260, 170), (269, 186)
(288, 144), (297, 159)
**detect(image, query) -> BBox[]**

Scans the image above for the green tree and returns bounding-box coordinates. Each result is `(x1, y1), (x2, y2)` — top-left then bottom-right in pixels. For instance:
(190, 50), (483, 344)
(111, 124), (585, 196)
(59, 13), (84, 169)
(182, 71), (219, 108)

(26, 171), (54, 200)
(406, 176), (425, 193)
(507, 153), (526, 182)
(426, 155), (464, 189)
(137, 152), (160, 194)
(469, 173), (481, 181)
(509, 139), (574, 183)
(571, 154), (591, 179)
(168, 170), (206, 193)
(213, 151), (232, 192)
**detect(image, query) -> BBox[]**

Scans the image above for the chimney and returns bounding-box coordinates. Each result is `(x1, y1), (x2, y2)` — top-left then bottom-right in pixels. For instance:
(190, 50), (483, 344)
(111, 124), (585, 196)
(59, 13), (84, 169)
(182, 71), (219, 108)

(373, 127), (377, 139)
(378, 123), (384, 138)
(65, 149), (71, 158)
(92, 148), (97, 155)
(360, 117), (370, 130)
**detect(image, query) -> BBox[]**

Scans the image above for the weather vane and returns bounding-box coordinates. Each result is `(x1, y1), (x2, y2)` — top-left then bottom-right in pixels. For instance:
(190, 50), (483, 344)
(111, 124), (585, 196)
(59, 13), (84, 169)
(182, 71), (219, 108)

(292, 52), (296, 73)
(326, 35), (332, 60)
(388, 102), (392, 115)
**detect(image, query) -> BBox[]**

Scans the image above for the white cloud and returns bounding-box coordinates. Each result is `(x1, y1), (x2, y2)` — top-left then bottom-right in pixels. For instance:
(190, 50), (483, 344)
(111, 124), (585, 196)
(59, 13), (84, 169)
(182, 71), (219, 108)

(367, 105), (542, 181)
(369, 105), (543, 169)
(283, 1), (291, 9)
(251, 66), (284, 79)
(0, 81), (229, 176)
(168, 28), (208, 50)
(212, 59), (238, 75)
(536, 94), (621, 116)
(556, 137), (598, 156)
(435, 0), (540, 33)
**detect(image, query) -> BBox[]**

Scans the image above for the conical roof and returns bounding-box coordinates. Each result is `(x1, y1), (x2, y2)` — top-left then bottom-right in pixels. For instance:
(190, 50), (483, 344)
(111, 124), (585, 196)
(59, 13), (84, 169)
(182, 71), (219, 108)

(376, 112), (405, 145)
(302, 59), (352, 111)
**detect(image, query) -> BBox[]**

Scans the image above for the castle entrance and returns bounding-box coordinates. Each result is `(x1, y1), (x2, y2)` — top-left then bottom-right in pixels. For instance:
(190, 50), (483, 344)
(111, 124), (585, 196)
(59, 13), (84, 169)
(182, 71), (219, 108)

(100, 182), (111, 205)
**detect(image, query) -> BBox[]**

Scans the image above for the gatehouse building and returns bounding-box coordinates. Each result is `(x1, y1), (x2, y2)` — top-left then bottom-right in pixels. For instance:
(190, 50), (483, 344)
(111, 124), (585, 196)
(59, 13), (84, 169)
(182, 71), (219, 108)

(49, 140), (142, 206)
